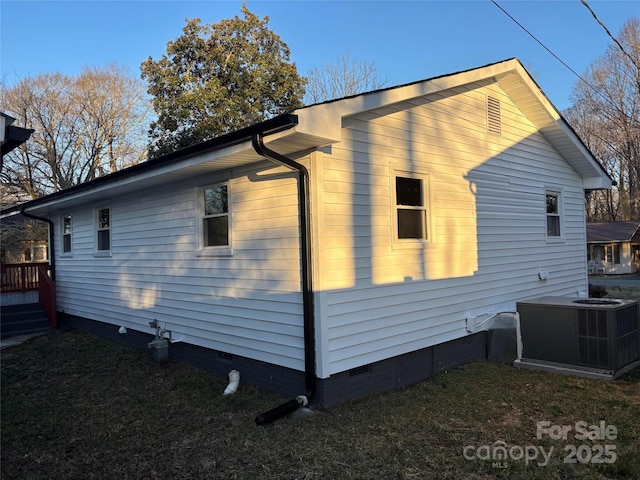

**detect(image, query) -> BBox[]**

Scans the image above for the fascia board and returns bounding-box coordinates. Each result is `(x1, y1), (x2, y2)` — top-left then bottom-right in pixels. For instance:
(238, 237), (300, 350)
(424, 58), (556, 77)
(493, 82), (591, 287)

(556, 119), (613, 189)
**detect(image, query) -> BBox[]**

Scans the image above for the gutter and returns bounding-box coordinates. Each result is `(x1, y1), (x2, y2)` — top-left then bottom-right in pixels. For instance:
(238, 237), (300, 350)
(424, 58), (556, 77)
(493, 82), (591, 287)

(252, 132), (316, 425)
(1, 114), (299, 216)
(20, 208), (56, 281)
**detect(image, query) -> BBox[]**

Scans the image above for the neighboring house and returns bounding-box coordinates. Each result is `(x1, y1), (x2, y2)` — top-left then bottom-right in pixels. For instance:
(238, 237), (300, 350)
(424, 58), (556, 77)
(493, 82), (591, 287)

(0, 213), (49, 264)
(586, 221), (640, 275)
(1, 59), (612, 407)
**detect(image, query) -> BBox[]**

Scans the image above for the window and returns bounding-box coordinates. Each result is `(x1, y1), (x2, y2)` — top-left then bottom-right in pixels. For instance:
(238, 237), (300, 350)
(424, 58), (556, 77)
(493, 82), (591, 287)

(202, 184), (229, 248)
(546, 192), (561, 237)
(62, 214), (72, 253)
(606, 244), (620, 265)
(395, 175), (428, 241)
(97, 207), (111, 251)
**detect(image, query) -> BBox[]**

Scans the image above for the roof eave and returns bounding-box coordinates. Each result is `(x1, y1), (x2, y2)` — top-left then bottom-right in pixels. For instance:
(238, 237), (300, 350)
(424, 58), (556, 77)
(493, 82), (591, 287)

(293, 58), (612, 190)
(5, 114), (299, 217)
(493, 61), (612, 189)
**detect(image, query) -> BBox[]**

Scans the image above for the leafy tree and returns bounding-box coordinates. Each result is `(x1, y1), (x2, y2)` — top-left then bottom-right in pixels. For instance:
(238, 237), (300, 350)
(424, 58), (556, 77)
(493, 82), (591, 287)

(565, 17), (640, 221)
(1, 64), (150, 202)
(304, 52), (388, 104)
(141, 5), (306, 158)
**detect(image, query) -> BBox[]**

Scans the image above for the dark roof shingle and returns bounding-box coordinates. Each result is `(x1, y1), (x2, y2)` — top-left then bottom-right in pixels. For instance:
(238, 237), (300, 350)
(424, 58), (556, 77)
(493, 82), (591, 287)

(586, 221), (640, 243)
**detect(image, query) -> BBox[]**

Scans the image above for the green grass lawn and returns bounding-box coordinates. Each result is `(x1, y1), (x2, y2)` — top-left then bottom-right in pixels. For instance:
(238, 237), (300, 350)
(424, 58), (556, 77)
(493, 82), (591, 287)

(2, 328), (639, 480)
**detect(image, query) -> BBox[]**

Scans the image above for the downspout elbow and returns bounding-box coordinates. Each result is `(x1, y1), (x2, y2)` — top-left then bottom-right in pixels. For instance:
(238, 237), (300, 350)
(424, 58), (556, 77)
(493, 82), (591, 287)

(223, 370), (240, 395)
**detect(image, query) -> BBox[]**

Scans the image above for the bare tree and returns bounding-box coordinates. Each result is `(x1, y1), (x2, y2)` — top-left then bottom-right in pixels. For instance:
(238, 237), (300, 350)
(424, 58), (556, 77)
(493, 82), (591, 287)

(1, 64), (151, 202)
(565, 17), (640, 221)
(0, 215), (48, 263)
(304, 52), (388, 104)
(75, 66), (151, 176)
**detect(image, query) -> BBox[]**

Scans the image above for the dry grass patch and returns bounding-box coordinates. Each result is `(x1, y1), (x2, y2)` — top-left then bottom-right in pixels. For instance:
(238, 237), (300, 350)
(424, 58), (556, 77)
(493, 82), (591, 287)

(604, 284), (640, 301)
(2, 330), (639, 480)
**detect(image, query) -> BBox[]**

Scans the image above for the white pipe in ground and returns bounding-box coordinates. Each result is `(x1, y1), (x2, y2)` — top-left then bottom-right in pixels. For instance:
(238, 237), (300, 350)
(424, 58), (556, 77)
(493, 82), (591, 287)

(223, 370), (240, 395)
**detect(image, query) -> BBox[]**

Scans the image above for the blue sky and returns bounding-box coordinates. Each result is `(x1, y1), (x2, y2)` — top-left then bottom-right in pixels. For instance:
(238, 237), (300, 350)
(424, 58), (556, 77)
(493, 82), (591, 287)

(1, 1), (637, 111)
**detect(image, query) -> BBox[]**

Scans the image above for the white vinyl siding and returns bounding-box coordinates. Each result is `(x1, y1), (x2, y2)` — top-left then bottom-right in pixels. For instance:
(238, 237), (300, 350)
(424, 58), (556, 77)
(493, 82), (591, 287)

(53, 163), (306, 371)
(315, 83), (589, 376)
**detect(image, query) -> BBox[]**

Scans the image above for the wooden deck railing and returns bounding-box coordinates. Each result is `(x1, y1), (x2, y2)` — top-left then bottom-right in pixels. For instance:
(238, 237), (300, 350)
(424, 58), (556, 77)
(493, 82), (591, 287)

(1, 262), (57, 329)
(1, 262), (49, 293)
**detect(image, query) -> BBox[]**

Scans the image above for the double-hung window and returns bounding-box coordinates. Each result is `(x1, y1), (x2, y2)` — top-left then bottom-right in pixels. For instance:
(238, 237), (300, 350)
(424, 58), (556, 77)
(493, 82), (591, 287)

(96, 207), (111, 252)
(62, 214), (72, 254)
(546, 191), (562, 238)
(395, 175), (429, 242)
(201, 183), (230, 250)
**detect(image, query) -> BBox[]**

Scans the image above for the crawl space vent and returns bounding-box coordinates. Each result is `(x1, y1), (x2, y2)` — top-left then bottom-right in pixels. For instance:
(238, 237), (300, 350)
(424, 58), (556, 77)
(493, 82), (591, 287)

(487, 96), (502, 135)
(349, 364), (372, 376)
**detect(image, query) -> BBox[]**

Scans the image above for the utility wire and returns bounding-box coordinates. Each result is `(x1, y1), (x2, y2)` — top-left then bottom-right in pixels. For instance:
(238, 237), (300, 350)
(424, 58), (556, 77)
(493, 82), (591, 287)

(490, 0), (589, 87)
(580, 0), (639, 72)
(490, 0), (627, 115)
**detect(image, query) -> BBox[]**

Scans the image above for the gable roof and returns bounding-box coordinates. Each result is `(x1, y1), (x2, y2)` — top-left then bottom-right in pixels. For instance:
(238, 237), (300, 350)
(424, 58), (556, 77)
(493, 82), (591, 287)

(2, 58), (612, 218)
(292, 58), (611, 190)
(587, 221), (640, 244)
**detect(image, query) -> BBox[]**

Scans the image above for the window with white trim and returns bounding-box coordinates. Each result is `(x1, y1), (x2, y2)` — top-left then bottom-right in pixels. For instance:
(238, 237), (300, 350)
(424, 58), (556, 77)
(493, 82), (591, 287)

(202, 184), (230, 248)
(546, 191), (562, 237)
(62, 214), (72, 253)
(96, 207), (111, 251)
(395, 175), (429, 241)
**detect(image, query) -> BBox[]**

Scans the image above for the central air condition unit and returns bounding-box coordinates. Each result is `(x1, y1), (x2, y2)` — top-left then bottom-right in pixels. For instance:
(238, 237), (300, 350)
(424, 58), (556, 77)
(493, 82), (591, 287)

(514, 296), (639, 379)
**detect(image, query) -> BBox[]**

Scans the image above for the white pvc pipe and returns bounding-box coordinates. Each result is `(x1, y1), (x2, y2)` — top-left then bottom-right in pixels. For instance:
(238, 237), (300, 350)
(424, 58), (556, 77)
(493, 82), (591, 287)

(223, 370), (240, 395)
(515, 312), (523, 361)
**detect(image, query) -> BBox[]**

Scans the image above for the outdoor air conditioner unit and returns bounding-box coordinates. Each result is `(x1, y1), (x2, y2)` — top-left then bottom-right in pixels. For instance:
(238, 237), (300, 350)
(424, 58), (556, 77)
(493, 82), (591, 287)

(514, 296), (640, 379)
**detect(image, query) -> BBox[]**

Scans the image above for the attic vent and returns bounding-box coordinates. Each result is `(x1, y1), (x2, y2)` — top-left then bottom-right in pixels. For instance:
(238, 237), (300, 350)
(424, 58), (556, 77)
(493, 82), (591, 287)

(487, 96), (502, 135)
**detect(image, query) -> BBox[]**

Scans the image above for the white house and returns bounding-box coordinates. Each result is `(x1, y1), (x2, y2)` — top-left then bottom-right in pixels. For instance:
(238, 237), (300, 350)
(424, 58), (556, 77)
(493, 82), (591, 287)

(587, 221), (640, 275)
(5, 59), (612, 407)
